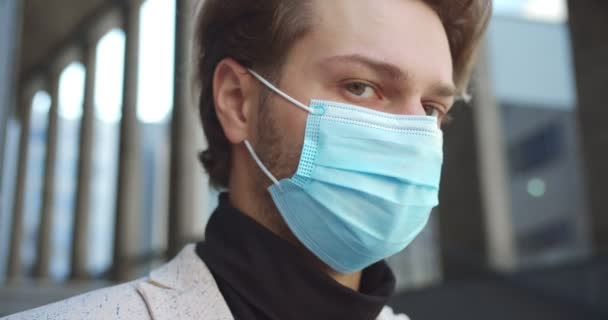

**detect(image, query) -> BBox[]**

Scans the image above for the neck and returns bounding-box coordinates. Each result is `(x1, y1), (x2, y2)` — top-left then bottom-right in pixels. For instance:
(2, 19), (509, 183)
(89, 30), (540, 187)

(329, 270), (363, 291)
(228, 147), (363, 291)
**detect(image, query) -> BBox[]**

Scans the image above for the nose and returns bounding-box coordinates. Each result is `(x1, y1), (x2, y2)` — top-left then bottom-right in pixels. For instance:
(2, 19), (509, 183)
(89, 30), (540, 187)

(396, 97), (427, 116)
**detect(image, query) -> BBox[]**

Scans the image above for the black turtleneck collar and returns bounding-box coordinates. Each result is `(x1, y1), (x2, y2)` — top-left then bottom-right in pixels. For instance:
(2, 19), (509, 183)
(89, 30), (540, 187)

(196, 193), (395, 320)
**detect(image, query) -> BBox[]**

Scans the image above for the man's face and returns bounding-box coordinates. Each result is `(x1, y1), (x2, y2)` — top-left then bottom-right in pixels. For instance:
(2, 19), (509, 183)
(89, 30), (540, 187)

(253, 0), (454, 186)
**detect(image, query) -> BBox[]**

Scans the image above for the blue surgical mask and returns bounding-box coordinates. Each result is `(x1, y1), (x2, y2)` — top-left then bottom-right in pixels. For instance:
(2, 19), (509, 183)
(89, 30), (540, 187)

(245, 70), (444, 273)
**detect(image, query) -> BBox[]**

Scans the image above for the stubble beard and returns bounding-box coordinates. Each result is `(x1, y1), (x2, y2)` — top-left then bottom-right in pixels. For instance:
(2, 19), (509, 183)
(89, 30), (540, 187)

(249, 91), (302, 240)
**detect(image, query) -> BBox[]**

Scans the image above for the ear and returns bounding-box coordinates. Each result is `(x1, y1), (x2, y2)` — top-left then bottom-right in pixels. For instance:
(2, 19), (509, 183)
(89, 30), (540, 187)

(213, 58), (256, 144)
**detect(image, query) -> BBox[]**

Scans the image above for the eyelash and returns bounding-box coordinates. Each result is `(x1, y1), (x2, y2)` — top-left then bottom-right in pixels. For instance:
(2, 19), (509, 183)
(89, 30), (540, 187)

(342, 80), (381, 99)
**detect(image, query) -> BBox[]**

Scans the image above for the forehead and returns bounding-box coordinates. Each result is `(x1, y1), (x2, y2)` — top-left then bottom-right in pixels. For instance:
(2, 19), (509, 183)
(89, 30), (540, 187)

(302, 0), (453, 83)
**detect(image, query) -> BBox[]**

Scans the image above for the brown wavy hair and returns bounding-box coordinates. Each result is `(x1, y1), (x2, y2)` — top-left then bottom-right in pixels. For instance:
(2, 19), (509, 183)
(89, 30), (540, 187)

(194, 0), (492, 188)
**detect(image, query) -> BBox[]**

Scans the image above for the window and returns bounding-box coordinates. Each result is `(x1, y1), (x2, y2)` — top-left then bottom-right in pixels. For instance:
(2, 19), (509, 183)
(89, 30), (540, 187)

(21, 90), (52, 275)
(87, 28), (126, 275)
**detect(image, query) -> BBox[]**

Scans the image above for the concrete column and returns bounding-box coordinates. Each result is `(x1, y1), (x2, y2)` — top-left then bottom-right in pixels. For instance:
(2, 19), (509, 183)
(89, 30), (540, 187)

(567, 0), (608, 254)
(167, 0), (207, 259)
(0, 0), (22, 191)
(2, 0), (24, 283)
(438, 102), (487, 279)
(33, 72), (61, 279)
(112, 0), (143, 282)
(70, 41), (97, 280)
(471, 41), (517, 272)
(6, 80), (39, 282)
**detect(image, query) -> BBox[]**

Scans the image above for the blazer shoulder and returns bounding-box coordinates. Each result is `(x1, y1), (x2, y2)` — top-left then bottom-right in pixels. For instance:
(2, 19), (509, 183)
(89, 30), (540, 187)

(2, 279), (151, 320)
(3, 244), (232, 320)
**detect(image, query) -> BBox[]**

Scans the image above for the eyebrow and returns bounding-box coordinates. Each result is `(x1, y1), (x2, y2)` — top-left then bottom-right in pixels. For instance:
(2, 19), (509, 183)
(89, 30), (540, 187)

(320, 54), (457, 98)
(429, 81), (457, 99)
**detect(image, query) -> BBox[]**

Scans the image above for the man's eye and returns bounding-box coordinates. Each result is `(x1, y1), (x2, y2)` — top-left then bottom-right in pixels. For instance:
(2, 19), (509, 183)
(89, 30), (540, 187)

(424, 105), (442, 118)
(344, 82), (376, 98)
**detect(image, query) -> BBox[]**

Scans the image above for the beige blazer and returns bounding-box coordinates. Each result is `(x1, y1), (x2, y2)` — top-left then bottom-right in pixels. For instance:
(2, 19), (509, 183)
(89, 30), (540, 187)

(3, 245), (409, 320)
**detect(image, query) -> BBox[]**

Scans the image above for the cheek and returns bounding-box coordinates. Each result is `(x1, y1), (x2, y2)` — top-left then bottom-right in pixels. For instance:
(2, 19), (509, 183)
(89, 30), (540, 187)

(273, 99), (309, 151)
(267, 99), (310, 177)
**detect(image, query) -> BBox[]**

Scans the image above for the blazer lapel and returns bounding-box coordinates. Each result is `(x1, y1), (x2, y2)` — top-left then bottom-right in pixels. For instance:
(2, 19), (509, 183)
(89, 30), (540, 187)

(136, 244), (234, 320)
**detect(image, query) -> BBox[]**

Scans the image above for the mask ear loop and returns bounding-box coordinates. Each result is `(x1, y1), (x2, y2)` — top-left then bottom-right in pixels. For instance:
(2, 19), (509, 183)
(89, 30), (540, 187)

(244, 69), (317, 188)
(247, 69), (316, 114)
(244, 140), (281, 186)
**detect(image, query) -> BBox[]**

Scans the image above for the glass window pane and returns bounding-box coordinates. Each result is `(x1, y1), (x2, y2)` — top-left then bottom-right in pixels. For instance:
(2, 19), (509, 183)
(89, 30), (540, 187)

(137, 0), (176, 262)
(494, 0), (568, 23)
(87, 28), (126, 275)
(95, 29), (125, 124)
(21, 90), (51, 275)
(137, 0), (175, 124)
(50, 62), (86, 280)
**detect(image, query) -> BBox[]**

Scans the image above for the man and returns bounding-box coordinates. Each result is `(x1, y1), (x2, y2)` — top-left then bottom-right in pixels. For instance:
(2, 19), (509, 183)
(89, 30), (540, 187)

(5, 0), (490, 319)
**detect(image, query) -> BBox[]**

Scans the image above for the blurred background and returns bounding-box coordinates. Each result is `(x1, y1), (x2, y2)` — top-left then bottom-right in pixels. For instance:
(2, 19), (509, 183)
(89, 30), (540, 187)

(0, 0), (606, 318)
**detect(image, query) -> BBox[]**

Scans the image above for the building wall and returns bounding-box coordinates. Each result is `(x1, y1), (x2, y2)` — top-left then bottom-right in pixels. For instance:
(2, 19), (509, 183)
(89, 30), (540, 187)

(486, 15), (591, 269)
